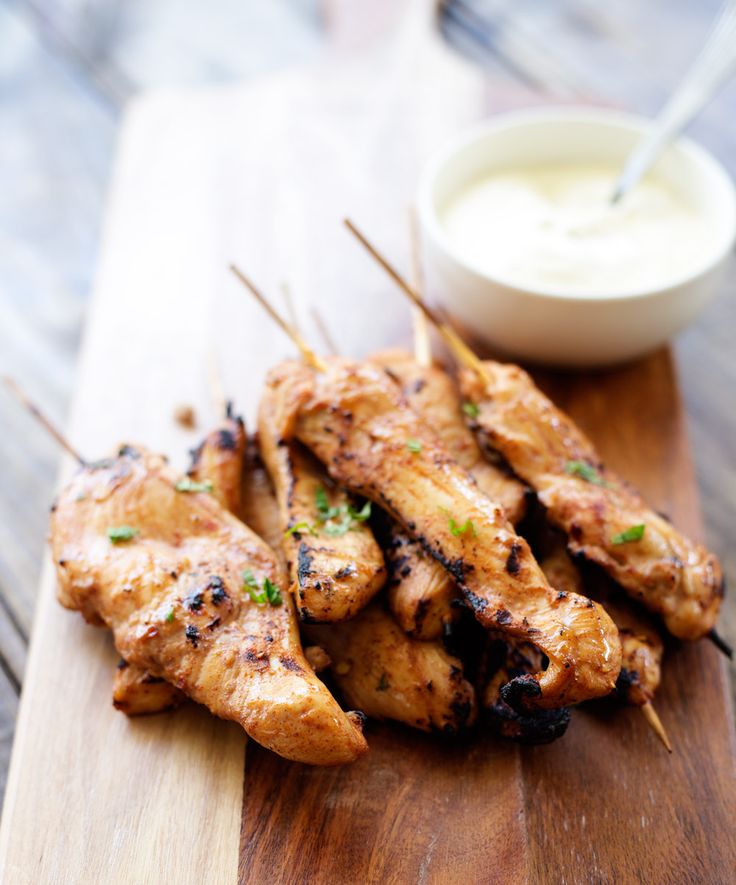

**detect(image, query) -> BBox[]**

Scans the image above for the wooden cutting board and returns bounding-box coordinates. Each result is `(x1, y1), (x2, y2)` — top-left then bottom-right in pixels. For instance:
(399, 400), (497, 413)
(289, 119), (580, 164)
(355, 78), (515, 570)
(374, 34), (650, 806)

(0, 3), (734, 882)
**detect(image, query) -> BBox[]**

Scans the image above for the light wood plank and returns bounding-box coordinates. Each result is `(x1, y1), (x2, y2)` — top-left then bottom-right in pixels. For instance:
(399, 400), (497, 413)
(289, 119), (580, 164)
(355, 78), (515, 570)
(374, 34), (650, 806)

(0, 98), (249, 884)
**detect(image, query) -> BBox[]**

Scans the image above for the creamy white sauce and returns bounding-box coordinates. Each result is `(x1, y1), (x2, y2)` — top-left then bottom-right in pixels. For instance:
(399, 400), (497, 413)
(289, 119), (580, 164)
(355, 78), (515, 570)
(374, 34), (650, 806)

(440, 164), (715, 296)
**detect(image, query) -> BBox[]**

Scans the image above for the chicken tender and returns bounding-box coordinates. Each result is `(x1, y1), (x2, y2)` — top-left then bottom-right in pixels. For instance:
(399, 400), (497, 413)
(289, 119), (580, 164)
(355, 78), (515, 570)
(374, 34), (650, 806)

(305, 604), (476, 734)
(51, 445), (367, 765)
(459, 361), (723, 640)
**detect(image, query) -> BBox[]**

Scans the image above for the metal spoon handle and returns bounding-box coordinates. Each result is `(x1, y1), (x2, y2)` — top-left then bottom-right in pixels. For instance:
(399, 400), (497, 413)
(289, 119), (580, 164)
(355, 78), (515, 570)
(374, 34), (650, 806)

(611, 0), (736, 203)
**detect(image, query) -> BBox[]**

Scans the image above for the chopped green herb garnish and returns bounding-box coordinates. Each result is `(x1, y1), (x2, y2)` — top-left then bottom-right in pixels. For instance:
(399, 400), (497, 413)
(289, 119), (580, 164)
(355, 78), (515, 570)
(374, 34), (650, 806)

(564, 460), (609, 487)
(376, 673), (390, 691)
(407, 438), (422, 453)
(323, 513), (353, 537)
(315, 487), (371, 536)
(448, 517), (476, 537)
(315, 486), (340, 521)
(439, 507), (476, 537)
(165, 608), (175, 624)
(284, 521), (317, 538)
(175, 477), (214, 494)
(243, 570), (282, 606)
(263, 577), (283, 606)
(243, 570), (267, 604)
(348, 501), (372, 522)
(107, 525), (139, 543)
(462, 401), (480, 419)
(611, 524), (646, 545)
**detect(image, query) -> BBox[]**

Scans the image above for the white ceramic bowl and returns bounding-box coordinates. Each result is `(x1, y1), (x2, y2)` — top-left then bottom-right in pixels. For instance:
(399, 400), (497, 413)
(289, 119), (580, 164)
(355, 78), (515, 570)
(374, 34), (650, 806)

(417, 107), (736, 367)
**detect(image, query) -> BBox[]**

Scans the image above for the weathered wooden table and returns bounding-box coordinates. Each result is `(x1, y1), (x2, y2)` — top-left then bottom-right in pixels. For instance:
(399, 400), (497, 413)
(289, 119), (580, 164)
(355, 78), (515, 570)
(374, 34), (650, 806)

(0, 0), (734, 809)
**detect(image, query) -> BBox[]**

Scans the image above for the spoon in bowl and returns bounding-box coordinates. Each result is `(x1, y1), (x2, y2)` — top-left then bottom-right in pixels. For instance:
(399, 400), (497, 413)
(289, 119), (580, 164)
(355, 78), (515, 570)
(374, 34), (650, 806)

(611, 0), (736, 204)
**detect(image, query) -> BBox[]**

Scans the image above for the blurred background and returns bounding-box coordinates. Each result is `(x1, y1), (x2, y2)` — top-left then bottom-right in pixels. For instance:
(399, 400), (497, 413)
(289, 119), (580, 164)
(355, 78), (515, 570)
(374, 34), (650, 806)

(0, 0), (734, 799)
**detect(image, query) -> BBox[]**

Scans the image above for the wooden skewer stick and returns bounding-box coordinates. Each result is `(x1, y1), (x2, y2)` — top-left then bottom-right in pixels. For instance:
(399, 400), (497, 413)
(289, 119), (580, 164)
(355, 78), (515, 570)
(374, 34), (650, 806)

(310, 306), (339, 356)
(707, 628), (733, 659)
(206, 348), (229, 420)
(343, 218), (491, 383)
(640, 701), (673, 753)
(229, 265), (328, 372)
(280, 281), (299, 333)
(408, 208), (431, 369)
(3, 376), (86, 465)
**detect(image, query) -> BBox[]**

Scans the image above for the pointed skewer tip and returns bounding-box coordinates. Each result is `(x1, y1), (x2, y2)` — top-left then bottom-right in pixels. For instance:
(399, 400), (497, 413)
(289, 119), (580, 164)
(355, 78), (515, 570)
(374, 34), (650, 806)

(641, 702), (673, 753)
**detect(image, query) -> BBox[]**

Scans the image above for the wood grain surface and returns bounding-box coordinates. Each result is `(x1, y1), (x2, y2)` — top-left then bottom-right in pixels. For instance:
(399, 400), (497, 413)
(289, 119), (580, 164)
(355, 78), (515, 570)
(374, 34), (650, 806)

(0, 1), (734, 883)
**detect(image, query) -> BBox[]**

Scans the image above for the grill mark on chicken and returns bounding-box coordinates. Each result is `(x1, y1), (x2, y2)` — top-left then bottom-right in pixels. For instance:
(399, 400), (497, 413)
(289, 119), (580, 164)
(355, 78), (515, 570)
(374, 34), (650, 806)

(459, 361), (723, 641)
(506, 543), (522, 576)
(52, 446), (367, 765)
(375, 517), (458, 640)
(188, 411), (247, 516)
(266, 357), (621, 711)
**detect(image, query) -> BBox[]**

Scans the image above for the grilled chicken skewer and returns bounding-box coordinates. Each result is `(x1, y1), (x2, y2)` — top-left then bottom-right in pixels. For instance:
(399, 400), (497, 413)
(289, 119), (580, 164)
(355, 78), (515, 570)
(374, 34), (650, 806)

(460, 362), (722, 641)
(50, 444), (367, 765)
(262, 356), (621, 711)
(188, 402), (248, 514)
(5, 377), (366, 762)
(539, 540), (670, 751)
(239, 421), (481, 734)
(344, 219), (723, 644)
(112, 406), (249, 716)
(259, 391), (386, 622)
(371, 350), (528, 640)
(376, 249), (566, 736)
(231, 272), (620, 711)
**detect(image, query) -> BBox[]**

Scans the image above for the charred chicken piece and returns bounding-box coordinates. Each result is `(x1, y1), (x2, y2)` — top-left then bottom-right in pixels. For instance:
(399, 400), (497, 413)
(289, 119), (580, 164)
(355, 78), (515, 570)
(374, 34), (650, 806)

(373, 349), (528, 522)
(265, 358), (621, 711)
(240, 435), (287, 567)
(113, 660), (185, 715)
(459, 362), (723, 640)
(114, 408), (249, 716)
(383, 528), (458, 640)
(540, 541), (663, 707)
(305, 604), (477, 734)
(188, 403), (247, 516)
(242, 434), (479, 732)
(259, 388), (386, 622)
(372, 350), (528, 641)
(478, 640), (571, 744)
(51, 445), (367, 765)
